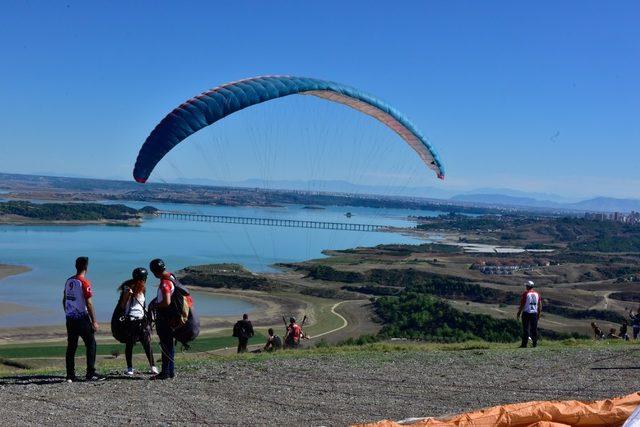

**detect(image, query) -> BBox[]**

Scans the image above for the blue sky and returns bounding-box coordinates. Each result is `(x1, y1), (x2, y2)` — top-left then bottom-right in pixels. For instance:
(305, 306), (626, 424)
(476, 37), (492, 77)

(1, 1), (638, 198)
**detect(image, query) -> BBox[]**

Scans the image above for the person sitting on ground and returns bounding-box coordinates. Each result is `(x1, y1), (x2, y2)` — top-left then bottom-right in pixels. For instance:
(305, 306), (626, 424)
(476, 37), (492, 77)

(591, 322), (605, 340)
(118, 267), (157, 376)
(264, 328), (282, 352)
(233, 313), (255, 353)
(284, 317), (303, 350)
(516, 280), (541, 348)
(607, 328), (622, 339)
(63, 256), (104, 382)
(618, 320), (630, 341)
(629, 309), (640, 340)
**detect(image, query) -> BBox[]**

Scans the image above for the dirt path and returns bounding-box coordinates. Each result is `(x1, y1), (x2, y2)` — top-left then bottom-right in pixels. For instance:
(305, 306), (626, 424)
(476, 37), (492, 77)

(307, 300), (381, 345)
(309, 301), (351, 339)
(0, 345), (637, 425)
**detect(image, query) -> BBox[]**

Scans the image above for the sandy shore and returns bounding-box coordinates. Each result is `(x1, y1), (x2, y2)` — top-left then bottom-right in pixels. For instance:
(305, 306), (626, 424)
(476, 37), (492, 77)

(190, 287), (308, 329)
(0, 264), (32, 319)
(0, 264), (39, 342)
(0, 264), (30, 281)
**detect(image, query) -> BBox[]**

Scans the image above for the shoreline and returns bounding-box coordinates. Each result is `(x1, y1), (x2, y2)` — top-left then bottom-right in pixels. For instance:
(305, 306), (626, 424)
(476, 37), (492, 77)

(0, 264), (30, 281)
(0, 219), (141, 226)
(0, 265), (35, 337)
(390, 226), (542, 253)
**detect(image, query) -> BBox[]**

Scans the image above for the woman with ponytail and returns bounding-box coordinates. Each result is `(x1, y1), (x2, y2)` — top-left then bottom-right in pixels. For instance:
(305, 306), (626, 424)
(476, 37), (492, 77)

(118, 267), (157, 376)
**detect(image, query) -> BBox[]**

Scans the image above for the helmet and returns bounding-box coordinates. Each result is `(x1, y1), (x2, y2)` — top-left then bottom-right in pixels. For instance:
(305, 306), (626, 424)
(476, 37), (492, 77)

(525, 280), (535, 288)
(149, 258), (165, 274)
(132, 267), (148, 281)
(289, 317), (296, 323)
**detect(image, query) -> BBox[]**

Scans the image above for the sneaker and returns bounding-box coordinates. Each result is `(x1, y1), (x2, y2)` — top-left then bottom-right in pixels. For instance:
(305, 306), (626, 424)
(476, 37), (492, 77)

(66, 377), (77, 383)
(85, 373), (106, 381)
(124, 368), (134, 376)
(150, 366), (159, 375)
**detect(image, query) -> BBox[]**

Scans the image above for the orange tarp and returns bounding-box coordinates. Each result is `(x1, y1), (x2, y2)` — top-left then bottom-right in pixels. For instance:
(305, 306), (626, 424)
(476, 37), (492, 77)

(356, 392), (640, 427)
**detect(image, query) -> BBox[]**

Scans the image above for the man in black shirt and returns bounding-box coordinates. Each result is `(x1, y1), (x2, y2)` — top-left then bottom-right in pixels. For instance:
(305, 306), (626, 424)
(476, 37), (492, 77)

(233, 313), (254, 353)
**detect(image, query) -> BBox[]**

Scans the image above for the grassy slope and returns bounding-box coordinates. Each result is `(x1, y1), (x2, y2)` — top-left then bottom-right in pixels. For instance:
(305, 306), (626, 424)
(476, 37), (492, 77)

(286, 293), (347, 336)
(0, 333), (265, 359)
(2, 337), (638, 377)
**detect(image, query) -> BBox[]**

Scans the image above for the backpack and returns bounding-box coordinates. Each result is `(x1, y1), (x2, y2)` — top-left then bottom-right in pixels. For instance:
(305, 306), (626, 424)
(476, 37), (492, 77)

(164, 276), (191, 326)
(111, 302), (129, 343)
(232, 320), (251, 339)
(272, 335), (283, 349)
(173, 306), (200, 347)
(159, 275), (200, 347)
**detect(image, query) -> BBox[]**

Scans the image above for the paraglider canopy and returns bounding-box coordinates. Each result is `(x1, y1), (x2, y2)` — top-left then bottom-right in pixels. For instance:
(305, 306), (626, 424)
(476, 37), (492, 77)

(133, 75), (445, 183)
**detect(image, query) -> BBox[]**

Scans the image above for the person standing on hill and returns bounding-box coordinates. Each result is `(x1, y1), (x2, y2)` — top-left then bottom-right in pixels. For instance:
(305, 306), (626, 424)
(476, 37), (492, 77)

(517, 280), (541, 348)
(148, 258), (176, 380)
(118, 267), (157, 376)
(233, 313), (254, 353)
(618, 320), (630, 340)
(629, 308), (640, 339)
(63, 256), (104, 382)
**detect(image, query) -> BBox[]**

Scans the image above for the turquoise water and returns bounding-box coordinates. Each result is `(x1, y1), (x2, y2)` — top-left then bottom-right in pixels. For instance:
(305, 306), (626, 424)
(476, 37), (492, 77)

(0, 202), (435, 327)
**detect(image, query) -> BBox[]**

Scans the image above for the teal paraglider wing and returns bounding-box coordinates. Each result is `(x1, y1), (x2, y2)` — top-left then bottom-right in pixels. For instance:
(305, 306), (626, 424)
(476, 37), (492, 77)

(133, 76), (445, 183)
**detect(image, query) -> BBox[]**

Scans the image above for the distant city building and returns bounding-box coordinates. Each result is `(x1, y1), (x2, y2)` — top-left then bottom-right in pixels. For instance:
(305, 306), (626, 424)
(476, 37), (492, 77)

(585, 211), (640, 224)
(470, 259), (551, 275)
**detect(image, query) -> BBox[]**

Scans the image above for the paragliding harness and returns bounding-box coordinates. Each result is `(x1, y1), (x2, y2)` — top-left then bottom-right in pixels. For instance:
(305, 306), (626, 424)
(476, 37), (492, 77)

(152, 275), (200, 349)
(111, 293), (150, 344)
(271, 334), (283, 350)
(283, 315), (308, 349)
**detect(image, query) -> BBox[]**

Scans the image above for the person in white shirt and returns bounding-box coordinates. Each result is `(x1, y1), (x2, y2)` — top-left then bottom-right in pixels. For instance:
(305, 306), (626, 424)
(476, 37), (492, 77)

(63, 256), (103, 382)
(118, 267), (157, 376)
(517, 280), (541, 348)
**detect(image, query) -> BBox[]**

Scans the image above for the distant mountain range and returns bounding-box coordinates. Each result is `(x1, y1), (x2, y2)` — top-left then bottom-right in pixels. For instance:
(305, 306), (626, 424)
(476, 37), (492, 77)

(171, 177), (457, 199)
(455, 188), (578, 204)
(169, 177), (640, 213)
(3, 172), (639, 213)
(451, 194), (640, 213)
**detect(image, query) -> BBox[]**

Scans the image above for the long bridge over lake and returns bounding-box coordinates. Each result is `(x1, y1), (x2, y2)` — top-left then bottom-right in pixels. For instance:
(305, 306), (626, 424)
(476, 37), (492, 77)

(156, 211), (386, 232)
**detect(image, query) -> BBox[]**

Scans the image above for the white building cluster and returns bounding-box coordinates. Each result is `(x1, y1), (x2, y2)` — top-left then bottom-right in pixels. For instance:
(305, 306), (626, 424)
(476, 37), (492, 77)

(585, 211), (640, 224)
(470, 259), (552, 275)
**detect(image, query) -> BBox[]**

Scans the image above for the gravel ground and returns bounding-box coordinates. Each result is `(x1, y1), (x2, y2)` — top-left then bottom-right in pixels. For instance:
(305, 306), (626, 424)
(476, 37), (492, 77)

(0, 346), (638, 426)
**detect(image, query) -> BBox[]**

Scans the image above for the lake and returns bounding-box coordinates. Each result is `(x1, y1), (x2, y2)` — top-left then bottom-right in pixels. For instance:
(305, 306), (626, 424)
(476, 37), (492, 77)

(0, 201), (437, 327)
